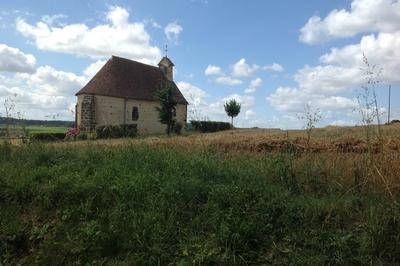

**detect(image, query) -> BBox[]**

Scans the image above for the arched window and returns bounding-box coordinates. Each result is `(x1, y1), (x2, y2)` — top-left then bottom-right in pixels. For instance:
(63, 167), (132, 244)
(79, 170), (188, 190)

(132, 106), (139, 121)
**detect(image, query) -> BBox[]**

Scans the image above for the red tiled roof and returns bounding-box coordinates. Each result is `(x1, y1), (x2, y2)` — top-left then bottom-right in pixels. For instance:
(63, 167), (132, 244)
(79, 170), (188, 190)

(76, 56), (188, 104)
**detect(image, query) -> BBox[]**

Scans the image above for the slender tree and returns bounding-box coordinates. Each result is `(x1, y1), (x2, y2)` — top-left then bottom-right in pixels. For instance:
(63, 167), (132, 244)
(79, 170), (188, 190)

(224, 99), (241, 126)
(155, 83), (177, 136)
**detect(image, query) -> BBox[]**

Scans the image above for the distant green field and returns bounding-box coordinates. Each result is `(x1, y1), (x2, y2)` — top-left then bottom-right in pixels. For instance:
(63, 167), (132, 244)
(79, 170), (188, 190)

(0, 124), (68, 135)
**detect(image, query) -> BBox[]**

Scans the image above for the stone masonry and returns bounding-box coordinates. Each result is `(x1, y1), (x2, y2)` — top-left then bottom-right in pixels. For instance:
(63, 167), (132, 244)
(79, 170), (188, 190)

(80, 95), (96, 132)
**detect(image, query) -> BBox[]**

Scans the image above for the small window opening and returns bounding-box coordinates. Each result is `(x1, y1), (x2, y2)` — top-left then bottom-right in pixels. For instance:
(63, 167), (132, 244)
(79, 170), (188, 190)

(132, 106), (139, 121)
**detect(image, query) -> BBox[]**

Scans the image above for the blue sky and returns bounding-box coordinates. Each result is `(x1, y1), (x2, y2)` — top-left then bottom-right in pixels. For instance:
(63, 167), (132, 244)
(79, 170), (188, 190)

(0, 0), (399, 128)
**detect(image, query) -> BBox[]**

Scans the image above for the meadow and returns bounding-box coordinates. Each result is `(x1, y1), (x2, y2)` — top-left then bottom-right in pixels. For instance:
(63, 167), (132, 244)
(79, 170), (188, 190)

(1, 124), (400, 265)
(0, 124), (68, 135)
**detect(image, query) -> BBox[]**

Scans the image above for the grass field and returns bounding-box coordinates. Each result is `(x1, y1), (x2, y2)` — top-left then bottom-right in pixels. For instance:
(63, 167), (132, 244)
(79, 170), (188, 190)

(1, 124), (400, 264)
(0, 124), (68, 135)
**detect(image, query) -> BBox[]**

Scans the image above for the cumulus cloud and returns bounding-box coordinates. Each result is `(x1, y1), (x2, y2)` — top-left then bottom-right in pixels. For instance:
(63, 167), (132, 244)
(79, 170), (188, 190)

(231, 58), (260, 77)
(19, 65), (86, 96)
(164, 21), (183, 44)
(293, 31), (400, 96)
(177, 81), (209, 120)
(320, 32), (400, 84)
(300, 0), (400, 44)
(16, 6), (162, 64)
(177, 81), (208, 107)
(245, 109), (255, 119)
(177, 80), (257, 125)
(0, 61), (90, 120)
(294, 65), (363, 95)
(41, 14), (67, 25)
(244, 77), (262, 94)
(264, 63), (284, 72)
(0, 44), (36, 73)
(215, 76), (243, 86)
(83, 60), (106, 77)
(266, 0), (400, 128)
(204, 65), (223, 76)
(266, 86), (358, 113)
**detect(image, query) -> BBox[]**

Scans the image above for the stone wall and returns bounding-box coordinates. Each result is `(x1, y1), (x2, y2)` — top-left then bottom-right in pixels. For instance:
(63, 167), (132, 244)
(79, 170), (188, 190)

(77, 94), (96, 132)
(77, 94), (187, 134)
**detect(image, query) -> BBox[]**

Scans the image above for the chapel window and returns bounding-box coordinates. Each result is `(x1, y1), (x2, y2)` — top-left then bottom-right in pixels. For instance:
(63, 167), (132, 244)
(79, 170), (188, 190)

(132, 106), (139, 121)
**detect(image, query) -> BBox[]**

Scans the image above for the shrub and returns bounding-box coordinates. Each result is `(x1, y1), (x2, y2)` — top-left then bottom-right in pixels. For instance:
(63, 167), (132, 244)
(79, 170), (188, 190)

(65, 128), (80, 141)
(121, 124), (138, 138)
(29, 132), (66, 141)
(173, 122), (183, 135)
(96, 124), (137, 139)
(76, 133), (88, 140)
(190, 120), (232, 133)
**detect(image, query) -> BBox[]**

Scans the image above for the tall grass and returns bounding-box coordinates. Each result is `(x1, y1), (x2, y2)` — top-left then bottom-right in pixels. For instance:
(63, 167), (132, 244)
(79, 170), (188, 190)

(0, 142), (399, 265)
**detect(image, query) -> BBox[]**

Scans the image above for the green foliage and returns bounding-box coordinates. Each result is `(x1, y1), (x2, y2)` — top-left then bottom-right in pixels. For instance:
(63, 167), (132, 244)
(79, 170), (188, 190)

(190, 120), (232, 133)
(76, 133), (88, 140)
(173, 122), (183, 135)
(95, 124), (137, 139)
(224, 99), (241, 125)
(29, 132), (66, 141)
(155, 83), (177, 136)
(0, 143), (399, 264)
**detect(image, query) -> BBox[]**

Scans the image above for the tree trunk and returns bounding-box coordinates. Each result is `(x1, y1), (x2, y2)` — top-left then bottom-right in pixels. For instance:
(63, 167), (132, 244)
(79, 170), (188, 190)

(231, 116), (233, 127)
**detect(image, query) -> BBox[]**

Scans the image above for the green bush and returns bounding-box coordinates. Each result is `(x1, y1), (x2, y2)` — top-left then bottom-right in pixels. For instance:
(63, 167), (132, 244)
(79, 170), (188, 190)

(29, 132), (66, 141)
(190, 120), (232, 133)
(96, 124), (137, 139)
(173, 122), (183, 135)
(76, 133), (88, 140)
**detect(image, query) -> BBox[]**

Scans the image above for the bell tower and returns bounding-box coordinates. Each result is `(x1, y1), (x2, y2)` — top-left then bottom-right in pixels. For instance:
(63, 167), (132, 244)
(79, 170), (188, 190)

(158, 57), (174, 81)
(158, 45), (174, 81)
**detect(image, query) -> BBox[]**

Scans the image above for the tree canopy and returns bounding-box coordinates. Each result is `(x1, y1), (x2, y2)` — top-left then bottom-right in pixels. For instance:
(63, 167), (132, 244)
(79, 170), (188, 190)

(224, 99), (241, 126)
(155, 83), (177, 136)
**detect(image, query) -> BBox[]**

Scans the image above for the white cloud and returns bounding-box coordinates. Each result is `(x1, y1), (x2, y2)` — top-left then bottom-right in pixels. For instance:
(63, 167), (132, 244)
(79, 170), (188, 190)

(204, 64), (223, 76)
(231, 58), (260, 77)
(176, 81), (256, 124)
(300, 0), (400, 44)
(245, 109), (255, 119)
(41, 14), (67, 25)
(0, 61), (90, 120)
(275, 1), (400, 126)
(244, 77), (262, 94)
(319, 32), (400, 84)
(21, 65), (86, 96)
(177, 81), (209, 120)
(16, 6), (162, 64)
(83, 60), (106, 77)
(293, 31), (400, 97)
(164, 21), (183, 44)
(215, 76), (243, 86)
(144, 18), (162, 29)
(177, 81), (208, 107)
(294, 65), (363, 95)
(266, 86), (358, 113)
(264, 63), (284, 72)
(0, 44), (36, 73)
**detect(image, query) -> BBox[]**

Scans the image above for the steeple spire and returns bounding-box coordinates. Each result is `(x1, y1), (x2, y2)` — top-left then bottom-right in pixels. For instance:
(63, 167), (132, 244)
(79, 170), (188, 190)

(158, 54), (174, 81)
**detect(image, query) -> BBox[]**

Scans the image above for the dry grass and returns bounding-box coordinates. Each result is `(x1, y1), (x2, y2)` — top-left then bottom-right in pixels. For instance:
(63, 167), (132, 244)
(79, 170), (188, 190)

(58, 123), (400, 153)
(53, 123), (400, 196)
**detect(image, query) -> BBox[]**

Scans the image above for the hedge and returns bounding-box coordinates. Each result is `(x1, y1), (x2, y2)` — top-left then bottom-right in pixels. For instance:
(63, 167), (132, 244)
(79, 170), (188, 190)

(190, 120), (232, 133)
(96, 124), (137, 139)
(29, 132), (66, 141)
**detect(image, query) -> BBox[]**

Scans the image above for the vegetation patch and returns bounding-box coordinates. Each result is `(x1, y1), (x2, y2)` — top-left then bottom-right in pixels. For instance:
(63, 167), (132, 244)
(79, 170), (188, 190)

(29, 132), (66, 142)
(0, 142), (399, 265)
(190, 120), (232, 133)
(95, 124), (138, 139)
